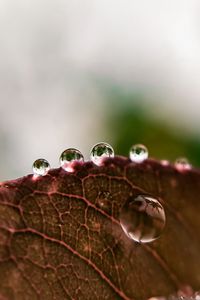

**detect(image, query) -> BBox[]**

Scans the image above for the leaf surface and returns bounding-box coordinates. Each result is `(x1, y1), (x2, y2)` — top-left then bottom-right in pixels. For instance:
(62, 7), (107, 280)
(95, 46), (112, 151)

(0, 157), (200, 300)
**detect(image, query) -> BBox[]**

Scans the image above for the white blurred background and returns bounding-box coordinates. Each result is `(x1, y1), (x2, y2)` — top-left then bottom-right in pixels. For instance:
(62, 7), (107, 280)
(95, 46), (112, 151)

(0, 0), (200, 180)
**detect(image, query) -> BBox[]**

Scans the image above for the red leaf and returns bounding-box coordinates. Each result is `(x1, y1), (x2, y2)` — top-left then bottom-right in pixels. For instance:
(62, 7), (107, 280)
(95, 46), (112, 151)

(0, 157), (200, 300)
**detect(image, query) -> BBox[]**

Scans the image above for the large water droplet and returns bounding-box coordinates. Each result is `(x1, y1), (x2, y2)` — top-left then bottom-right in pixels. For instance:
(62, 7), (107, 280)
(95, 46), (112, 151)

(129, 144), (148, 163)
(60, 148), (84, 172)
(175, 157), (191, 171)
(90, 142), (114, 166)
(120, 195), (166, 243)
(32, 159), (50, 176)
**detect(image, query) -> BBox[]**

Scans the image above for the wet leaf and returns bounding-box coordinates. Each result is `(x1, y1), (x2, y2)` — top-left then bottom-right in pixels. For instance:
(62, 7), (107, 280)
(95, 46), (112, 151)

(0, 157), (200, 300)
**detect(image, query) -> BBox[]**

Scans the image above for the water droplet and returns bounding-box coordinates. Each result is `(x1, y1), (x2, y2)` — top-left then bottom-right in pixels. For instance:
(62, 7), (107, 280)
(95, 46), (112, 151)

(120, 195), (166, 243)
(129, 144), (148, 163)
(174, 157), (191, 171)
(32, 159), (50, 176)
(90, 142), (114, 166)
(161, 160), (169, 166)
(60, 148), (84, 172)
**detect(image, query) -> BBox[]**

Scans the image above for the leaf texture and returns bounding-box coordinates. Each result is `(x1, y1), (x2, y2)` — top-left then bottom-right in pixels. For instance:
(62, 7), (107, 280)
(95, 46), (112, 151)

(0, 157), (200, 300)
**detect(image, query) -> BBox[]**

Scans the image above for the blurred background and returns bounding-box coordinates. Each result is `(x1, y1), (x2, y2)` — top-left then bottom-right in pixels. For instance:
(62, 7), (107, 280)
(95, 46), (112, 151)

(0, 0), (200, 180)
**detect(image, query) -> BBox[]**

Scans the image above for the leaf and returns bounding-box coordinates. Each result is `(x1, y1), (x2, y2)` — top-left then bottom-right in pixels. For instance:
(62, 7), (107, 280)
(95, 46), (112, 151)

(0, 157), (200, 300)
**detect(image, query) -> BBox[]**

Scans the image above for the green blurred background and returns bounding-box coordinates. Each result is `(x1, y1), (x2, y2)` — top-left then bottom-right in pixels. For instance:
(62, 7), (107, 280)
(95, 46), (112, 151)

(105, 85), (200, 165)
(0, 0), (200, 180)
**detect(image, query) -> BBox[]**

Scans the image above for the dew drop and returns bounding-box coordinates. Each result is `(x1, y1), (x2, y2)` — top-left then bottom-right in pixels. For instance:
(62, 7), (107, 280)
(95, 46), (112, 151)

(174, 157), (191, 171)
(120, 195), (166, 243)
(90, 142), (114, 166)
(161, 160), (169, 166)
(129, 144), (148, 163)
(32, 159), (50, 176)
(60, 148), (84, 172)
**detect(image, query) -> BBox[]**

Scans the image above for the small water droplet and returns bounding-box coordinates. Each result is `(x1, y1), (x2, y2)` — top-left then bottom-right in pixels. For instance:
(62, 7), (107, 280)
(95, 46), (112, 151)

(32, 159), (50, 176)
(161, 160), (169, 166)
(174, 157), (191, 171)
(129, 144), (148, 163)
(90, 142), (114, 166)
(120, 195), (166, 243)
(60, 148), (84, 172)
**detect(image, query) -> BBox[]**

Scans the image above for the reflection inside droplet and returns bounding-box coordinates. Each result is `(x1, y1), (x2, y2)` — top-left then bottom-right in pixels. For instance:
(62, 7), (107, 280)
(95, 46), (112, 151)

(32, 159), (50, 176)
(129, 144), (148, 163)
(120, 195), (166, 243)
(90, 142), (114, 166)
(60, 148), (84, 172)
(174, 157), (191, 171)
